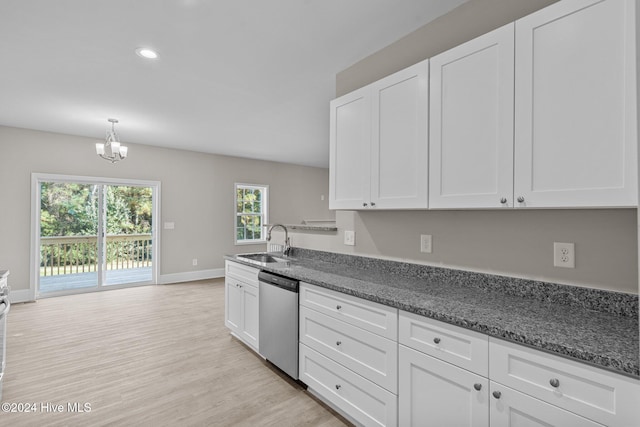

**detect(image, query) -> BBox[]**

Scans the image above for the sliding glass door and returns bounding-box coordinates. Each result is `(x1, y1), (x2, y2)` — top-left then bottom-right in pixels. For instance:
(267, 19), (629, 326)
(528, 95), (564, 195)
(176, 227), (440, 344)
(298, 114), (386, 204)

(104, 185), (153, 286)
(39, 182), (100, 293)
(34, 175), (159, 297)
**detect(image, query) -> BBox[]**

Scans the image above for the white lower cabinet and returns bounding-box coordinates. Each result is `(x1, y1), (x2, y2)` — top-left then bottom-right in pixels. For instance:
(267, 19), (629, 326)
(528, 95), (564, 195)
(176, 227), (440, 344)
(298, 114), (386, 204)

(300, 305), (398, 393)
(300, 344), (397, 427)
(489, 382), (602, 427)
(398, 345), (489, 426)
(398, 311), (640, 427)
(299, 282), (398, 426)
(224, 261), (260, 352)
(225, 276), (243, 333)
(489, 337), (640, 427)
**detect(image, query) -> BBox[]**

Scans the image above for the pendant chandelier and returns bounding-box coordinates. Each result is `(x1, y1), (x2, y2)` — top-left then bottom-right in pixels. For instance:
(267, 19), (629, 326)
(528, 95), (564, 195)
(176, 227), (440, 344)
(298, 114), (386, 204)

(96, 118), (128, 163)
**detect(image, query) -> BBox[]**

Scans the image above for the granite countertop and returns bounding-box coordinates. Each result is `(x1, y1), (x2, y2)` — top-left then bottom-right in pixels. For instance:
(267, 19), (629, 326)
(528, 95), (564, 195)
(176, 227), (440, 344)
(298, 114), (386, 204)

(225, 250), (639, 379)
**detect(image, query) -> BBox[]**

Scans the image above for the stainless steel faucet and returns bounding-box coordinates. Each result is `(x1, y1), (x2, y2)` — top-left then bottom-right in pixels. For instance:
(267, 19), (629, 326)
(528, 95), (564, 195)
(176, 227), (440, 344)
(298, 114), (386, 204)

(267, 224), (291, 256)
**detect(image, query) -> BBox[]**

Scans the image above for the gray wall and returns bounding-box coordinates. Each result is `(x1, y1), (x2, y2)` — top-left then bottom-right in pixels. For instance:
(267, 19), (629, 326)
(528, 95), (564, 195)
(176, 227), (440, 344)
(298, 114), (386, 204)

(0, 125), (331, 292)
(284, 0), (638, 294)
(337, 0), (560, 96)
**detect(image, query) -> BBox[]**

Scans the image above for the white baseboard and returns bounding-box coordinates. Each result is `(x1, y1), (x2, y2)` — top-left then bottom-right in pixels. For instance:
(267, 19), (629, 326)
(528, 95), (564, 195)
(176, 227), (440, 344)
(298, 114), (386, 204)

(10, 288), (37, 304)
(158, 268), (224, 285)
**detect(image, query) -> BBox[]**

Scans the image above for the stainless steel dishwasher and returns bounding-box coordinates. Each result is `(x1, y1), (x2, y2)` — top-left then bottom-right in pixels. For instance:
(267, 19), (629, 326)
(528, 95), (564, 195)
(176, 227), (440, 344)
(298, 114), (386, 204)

(258, 270), (299, 379)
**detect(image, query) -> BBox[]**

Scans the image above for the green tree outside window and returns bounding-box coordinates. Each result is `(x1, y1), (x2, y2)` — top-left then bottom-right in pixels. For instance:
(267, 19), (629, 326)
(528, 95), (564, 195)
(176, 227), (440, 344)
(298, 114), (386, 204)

(235, 184), (268, 244)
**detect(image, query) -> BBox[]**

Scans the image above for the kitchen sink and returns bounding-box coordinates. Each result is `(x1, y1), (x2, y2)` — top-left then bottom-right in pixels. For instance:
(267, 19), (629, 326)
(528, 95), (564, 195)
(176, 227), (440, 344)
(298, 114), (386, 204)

(236, 252), (290, 267)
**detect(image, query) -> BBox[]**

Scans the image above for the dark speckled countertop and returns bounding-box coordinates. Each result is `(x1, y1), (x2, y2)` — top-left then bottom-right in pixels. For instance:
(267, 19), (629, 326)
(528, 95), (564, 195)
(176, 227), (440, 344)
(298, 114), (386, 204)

(225, 248), (639, 378)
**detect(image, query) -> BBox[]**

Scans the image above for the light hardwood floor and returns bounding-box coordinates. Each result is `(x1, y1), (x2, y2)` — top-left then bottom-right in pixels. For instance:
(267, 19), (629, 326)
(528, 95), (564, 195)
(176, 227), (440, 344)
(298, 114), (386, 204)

(1, 280), (350, 426)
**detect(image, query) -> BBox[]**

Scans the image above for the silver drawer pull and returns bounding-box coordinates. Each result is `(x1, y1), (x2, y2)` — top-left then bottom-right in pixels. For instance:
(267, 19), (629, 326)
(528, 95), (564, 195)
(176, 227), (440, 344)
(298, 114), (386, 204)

(517, 196), (525, 203)
(474, 383), (482, 391)
(336, 305), (342, 310)
(500, 197), (507, 204)
(549, 378), (560, 388)
(492, 391), (502, 399)
(433, 337), (441, 344)
(335, 384), (341, 390)
(336, 341), (342, 346)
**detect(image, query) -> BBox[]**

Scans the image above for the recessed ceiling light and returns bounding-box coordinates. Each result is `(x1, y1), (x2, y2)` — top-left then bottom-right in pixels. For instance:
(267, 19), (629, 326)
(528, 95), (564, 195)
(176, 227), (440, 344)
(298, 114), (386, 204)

(135, 48), (159, 59)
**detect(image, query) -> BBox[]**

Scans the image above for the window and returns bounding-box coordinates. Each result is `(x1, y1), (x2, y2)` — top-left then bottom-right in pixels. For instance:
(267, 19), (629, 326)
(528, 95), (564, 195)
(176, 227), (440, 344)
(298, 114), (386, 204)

(235, 183), (268, 244)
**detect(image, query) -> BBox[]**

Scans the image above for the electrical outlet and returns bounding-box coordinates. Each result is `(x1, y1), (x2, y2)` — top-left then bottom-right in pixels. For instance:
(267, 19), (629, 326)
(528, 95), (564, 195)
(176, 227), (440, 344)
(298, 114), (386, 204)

(192, 259), (198, 266)
(553, 242), (575, 268)
(344, 230), (355, 246)
(420, 234), (432, 253)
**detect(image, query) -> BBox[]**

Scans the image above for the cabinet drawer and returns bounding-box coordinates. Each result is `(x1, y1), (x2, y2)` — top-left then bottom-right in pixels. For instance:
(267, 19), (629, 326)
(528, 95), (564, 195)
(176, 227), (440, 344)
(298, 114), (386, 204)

(300, 282), (398, 340)
(399, 310), (488, 376)
(489, 338), (640, 427)
(489, 381), (603, 427)
(225, 260), (259, 284)
(300, 306), (397, 393)
(299, 344), (397, 427)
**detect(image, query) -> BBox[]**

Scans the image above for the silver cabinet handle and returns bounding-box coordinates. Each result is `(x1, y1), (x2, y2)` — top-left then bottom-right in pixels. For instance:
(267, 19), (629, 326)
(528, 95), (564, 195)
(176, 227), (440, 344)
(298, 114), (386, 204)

(335, 384), (341, 390)
(433, 337), (441, 344)
(517, 196), (525, 203)
(336, 341), (342, 346)
(371, 202), (376, 207)
(474, 383), (482, 391)
(363, 203), (368, 207)
(492, 391), (502, 399)
(336, 305), (342, 310)
(500, 197), (507, 204)
(549, 378), (560, 388)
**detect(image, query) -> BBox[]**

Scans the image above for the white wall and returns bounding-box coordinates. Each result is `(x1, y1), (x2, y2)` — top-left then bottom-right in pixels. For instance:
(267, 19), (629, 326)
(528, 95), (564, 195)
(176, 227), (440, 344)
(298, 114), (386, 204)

(0, 125), (331, 293)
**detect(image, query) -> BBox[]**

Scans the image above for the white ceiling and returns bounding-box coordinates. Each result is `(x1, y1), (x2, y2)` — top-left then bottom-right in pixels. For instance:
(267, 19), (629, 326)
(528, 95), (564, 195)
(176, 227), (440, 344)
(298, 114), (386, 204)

(0, 0), (467, 168)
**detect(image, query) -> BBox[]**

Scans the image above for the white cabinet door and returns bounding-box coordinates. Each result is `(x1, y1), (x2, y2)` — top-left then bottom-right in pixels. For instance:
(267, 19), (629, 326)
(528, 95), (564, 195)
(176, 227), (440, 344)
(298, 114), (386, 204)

(398, 345), (488, 427)
(240, 283), (259, 350)
(225, 278), (243, 335)
(371, 60), (429, 209)
(329, 86), (371, 210)
(489, 382), (603, 427)
(429, 23), (515, 209)
(514, 0), (637, 208)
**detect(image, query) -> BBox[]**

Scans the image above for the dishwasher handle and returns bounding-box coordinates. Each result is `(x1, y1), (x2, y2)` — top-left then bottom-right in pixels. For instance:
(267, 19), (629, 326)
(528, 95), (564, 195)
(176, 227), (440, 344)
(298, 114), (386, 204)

(258, 271), (299, 292)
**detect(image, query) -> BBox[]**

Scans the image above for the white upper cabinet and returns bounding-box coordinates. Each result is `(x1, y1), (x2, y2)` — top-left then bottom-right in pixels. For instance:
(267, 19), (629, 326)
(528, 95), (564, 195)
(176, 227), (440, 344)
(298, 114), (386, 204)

(329, 60), (429, 210)
(330, 0), (637, 210)
(514, 0), (637, 208)
(329, 87), (371, 210)
(370, 61), (429, 209)
(429, 23), (515, 209)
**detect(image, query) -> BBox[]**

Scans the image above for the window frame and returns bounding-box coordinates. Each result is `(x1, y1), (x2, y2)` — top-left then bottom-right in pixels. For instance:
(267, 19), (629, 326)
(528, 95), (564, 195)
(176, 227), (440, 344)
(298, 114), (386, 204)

(234, 183), (269, 245)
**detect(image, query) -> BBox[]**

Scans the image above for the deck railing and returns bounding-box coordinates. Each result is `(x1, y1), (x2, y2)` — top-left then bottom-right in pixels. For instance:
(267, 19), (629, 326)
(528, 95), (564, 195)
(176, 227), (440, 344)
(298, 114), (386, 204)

(40, 234), (152, 276)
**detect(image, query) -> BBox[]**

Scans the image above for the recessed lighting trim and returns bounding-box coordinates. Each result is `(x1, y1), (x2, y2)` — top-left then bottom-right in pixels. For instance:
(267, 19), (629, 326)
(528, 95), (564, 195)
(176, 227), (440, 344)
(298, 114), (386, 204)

(135, 47), (159, 59)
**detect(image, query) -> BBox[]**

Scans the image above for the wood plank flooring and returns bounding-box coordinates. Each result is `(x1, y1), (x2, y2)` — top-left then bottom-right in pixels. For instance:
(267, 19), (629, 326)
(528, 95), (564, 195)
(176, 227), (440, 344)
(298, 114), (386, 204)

(1, 280), (350, 426)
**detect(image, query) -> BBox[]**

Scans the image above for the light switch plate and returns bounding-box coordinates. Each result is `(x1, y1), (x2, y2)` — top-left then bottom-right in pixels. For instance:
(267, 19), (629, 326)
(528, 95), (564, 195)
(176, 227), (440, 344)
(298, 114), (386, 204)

(164, 222), (175, 230)
(344, 230), (355, 246)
